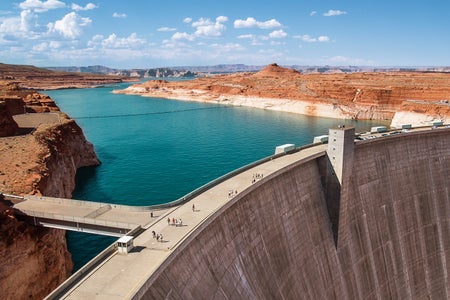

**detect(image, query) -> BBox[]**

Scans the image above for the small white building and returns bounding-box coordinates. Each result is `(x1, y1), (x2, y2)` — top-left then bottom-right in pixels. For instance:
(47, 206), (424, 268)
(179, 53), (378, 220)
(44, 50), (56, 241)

(370, 126), (388, 133)
(117, 236), (134, 254)
(431, 121), (443, 127)
(274, 144), (295, 155)
(313, 135), (329, 143)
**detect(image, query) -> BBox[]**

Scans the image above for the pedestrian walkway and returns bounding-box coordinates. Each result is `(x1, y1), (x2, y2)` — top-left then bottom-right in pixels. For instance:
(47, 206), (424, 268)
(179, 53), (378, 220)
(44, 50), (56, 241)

(52, 144), (327, 299)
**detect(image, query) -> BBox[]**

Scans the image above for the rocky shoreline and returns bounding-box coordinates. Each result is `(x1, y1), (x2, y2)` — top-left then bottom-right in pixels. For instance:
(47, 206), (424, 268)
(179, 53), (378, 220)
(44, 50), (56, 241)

(114, 64), (450, 127)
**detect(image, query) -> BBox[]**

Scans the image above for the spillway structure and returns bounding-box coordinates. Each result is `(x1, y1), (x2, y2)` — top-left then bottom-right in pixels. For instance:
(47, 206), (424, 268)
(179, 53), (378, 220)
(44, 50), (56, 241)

(133, 127), (449, 299)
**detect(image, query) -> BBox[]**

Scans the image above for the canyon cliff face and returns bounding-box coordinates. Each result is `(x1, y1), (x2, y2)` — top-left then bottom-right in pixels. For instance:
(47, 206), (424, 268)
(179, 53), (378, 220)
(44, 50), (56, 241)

(0, 100), (18, 137)
(0, 89), (100, 299)
(116, 63), (450, 127)
(0, 62), (136, 90)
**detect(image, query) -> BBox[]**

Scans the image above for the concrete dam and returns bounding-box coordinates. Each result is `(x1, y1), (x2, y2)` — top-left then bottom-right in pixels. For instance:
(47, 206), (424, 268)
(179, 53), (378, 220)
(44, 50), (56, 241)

(133, 128), (449, 299)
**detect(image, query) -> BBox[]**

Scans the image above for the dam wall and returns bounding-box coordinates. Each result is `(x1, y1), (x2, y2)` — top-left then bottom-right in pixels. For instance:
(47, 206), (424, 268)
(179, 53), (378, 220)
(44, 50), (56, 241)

(135, 129), (449, 299)
(337, 129), (450, 299)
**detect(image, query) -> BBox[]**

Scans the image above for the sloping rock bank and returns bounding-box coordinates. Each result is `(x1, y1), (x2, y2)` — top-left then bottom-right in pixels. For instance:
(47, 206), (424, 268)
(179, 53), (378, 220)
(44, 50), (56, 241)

(0, 92), (100, 299)
(0, 62), (136, 90)
(115, 64), (450, 127)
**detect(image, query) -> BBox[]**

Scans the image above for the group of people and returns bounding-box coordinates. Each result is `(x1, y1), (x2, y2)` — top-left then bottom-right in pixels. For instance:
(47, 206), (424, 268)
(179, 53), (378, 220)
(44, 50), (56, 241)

(150, 204), (198, 244)
(228, 189), (238, 198)
(151, 230), (163, 242)
(251, 172), (264, 184)
(168, 217), (183, 227)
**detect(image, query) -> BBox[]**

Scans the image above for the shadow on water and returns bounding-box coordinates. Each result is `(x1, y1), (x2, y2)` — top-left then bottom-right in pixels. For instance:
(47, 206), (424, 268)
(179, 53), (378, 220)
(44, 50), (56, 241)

(68, 167), (118, 272)
(72, 166), (110, 202)
(66, 232), (116, 272)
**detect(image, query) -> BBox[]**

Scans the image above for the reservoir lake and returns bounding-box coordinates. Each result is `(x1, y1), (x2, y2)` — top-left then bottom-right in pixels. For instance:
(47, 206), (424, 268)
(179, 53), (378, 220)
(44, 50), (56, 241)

(44, 82), (386, 271)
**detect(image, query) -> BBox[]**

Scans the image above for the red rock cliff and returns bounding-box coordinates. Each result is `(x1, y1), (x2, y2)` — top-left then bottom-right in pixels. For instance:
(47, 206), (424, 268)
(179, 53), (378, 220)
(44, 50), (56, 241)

(116, 64), (450, 126)
(0, 93), (100, 299)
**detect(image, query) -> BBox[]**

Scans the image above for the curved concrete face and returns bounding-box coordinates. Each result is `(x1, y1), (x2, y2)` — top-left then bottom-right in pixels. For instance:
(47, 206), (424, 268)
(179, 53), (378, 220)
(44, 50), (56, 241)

(136, 129), (450, 299)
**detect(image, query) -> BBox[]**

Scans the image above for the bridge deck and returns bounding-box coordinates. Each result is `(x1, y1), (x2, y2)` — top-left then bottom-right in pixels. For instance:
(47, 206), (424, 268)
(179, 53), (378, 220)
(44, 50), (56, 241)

(51, 144), (327, 299)
(14, 195), (171, 236)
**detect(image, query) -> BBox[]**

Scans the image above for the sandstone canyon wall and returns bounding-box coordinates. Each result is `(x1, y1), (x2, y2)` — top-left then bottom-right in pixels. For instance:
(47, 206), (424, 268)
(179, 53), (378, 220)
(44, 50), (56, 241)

(135, 128), (449, 299)
(0, 91), (100, 299)
(116, 64), (450, 127)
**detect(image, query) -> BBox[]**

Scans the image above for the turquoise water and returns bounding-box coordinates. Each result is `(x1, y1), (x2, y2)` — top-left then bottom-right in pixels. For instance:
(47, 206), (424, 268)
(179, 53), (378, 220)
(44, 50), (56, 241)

(44, 83), (386, 271)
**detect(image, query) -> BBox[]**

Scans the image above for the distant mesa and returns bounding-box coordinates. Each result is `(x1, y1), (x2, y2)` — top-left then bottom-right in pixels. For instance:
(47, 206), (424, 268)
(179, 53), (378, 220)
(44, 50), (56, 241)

(253, 63), (302, 77)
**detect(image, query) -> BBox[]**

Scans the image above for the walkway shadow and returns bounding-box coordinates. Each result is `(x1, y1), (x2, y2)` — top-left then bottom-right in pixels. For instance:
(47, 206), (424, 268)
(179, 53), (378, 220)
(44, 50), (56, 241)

(129, 246), (146, 253)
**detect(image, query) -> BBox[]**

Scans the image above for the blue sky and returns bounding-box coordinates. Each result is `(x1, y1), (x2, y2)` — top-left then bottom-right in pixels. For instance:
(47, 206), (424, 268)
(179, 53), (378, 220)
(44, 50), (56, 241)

(0, 0), (449, 68)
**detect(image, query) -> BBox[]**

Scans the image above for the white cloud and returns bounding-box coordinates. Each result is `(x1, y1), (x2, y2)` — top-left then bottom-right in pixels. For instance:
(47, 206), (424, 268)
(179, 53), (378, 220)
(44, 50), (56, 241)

(323, 10), (347, 17)
(100, 33), (146, 49)
(216, 16), (228, 23)
(72, 3), (97, 11)
(318, 36), (330, 42)
(297, 34), (314, 42)
(194, 22), (225, 37)
(294, 34), (330, 43)
(19, 0), (65, 13)
(209, 42), (244, 52)
(269, 29), (287, 39)
(270, 40), (284, 46)
(48, 12), (91, 39)
(237, 34), (264, 46)
(19, 9), (35, 32)
(172, 32), (195, 41)
(310, 11), (317, 16)
(170, 16), (228, 43)
(158, 27), (177, 32)
(191, 18), (211, 27)
(237, 34), (254, 39)
(192, 16), (227, 38)
(234, 17), (282, 29)
(0, 9), (37, 37)
(113, 12), (127, 18)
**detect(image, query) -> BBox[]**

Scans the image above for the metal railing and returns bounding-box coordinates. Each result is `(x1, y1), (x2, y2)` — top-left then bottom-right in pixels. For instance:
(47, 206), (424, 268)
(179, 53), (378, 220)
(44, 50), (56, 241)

(15, 209), (138, 230)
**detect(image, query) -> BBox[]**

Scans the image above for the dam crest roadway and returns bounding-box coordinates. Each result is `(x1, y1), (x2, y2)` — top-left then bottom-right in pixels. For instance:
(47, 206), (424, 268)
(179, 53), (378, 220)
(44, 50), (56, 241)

(5, 124), (450, 299)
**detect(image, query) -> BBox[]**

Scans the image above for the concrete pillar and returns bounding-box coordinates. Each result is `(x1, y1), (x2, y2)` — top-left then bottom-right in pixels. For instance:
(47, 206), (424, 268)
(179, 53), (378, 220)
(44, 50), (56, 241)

(327, 125), (355, 185)
(324, 125), (355, 245)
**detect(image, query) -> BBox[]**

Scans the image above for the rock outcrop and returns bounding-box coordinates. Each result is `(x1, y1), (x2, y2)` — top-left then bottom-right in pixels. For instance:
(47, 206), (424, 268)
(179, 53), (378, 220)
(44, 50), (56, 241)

(0, 100), (18, 137)
(116, 63), (450, 127)
(0, 84), (100, 299)
(0, 62), (137, 90)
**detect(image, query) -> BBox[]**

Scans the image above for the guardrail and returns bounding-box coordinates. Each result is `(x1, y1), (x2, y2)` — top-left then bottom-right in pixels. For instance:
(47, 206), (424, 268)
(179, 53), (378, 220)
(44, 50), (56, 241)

(44, 225), (142, 300)
(1, 193), (25, 204)
(44, 239), (119, 299)
(15, 209), (138, 230)
(149, 142), (324, 210)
